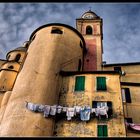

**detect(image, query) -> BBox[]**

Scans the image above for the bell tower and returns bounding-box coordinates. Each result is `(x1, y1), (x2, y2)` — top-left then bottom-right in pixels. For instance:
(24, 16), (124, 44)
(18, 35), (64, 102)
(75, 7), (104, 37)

(76, 10), (103, 71)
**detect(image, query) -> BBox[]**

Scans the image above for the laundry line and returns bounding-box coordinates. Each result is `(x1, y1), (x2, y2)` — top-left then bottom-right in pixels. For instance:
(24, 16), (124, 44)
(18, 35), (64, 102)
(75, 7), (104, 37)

(25, 101), (109, 121)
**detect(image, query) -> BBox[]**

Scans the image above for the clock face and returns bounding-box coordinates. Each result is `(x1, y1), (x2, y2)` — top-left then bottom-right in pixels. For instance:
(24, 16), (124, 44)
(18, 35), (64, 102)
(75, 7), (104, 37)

(82, 13), (94, 19)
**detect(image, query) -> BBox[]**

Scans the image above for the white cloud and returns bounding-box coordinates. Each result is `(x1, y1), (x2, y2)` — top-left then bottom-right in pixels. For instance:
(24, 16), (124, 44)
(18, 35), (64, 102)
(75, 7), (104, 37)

(0, 3), (140, 64)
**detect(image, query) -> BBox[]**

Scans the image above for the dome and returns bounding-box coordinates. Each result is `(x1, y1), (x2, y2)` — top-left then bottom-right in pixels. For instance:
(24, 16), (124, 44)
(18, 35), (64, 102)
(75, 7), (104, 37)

(81, 10), (100, 19)
(13, 47), (27, 51)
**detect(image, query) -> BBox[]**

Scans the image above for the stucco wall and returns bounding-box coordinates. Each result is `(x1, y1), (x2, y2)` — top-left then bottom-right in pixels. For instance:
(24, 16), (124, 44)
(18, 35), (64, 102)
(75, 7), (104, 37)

(56, 74), (126, 137)
(0, 25), (84, 136)
(103, 65), (140, 83)
(103, 65), (140, 136)
(7, 51), (27, 63)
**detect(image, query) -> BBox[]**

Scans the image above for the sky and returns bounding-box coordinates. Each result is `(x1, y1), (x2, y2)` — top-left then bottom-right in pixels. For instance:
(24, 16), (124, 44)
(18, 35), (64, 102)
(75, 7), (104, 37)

(0, 3), (140, 64)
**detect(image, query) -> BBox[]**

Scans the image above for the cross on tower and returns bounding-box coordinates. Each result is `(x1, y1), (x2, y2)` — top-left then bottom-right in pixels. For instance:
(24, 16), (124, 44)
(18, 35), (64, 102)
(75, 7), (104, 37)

(89, 7), (91, 11)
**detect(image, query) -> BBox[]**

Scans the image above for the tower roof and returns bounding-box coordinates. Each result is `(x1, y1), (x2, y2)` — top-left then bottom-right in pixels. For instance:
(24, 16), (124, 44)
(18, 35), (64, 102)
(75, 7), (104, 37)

(13, 47), (28, 51)
(81, 10), (100, 19)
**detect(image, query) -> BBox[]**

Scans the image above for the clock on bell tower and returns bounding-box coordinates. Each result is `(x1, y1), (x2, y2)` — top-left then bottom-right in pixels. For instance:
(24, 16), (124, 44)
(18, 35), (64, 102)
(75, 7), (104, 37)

(76, 10), (103, 71)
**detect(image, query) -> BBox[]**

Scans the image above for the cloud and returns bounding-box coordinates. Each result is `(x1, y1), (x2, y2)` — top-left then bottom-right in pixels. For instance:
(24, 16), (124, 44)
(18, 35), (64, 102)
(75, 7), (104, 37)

(0, 3), (140, 64)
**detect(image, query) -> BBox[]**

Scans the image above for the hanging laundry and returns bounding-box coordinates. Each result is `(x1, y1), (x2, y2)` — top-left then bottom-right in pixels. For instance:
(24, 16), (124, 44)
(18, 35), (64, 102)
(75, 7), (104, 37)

(105, 106), (109, 112)
(44, 105), (51, 117)
(26, 102), (34, 111)
(38, 104), (45, 112)
(33, 104), (40, 112)
(91, 108), (96, 113)
(85, 106), (91, 121)
(80, 106), (91, 121)
(127, 123), (140, 131)
(26, 102), (108, 122)
(74, 106), (81, 113)
(50, 105), (57, 116)
(57, 105), (63, 114)
(62, 106), (67, 112)
(98, 107), (108, 118)
(95, 106), (100, 117)
(66, 107), (76, 120)
(26, 102), (40, 112)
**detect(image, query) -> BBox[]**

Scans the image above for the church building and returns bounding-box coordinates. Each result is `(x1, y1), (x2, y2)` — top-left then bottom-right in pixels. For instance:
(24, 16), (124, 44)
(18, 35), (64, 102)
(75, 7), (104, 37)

(0, 10), (139, 137)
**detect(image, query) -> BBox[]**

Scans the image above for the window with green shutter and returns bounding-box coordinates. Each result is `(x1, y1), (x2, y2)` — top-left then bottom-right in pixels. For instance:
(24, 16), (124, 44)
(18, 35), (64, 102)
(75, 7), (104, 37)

(75, 76), (85, 91)
(97, 125), (108, 137)
(96, 77), (107, 91)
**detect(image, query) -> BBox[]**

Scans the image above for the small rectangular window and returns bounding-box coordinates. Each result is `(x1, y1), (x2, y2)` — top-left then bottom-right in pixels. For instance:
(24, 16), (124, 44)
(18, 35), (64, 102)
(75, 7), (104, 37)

(114, 66), (122, 73)
(74, 76), (85, 92)
(107, 101), (113, 117)
(97, 125), (108, 137)
(92, 101), (97, 108)
(121, 88), (126, 102)
(122, 88), (131, 103)
(96, 77), (107, 91)
(125, 88), (131, 103)
(51, 27), (63, 34)
(125, 118), (133, 123)
(92, 101), (112, 118)
(92, 101), (111, 108)
(97, 102), (107, 108)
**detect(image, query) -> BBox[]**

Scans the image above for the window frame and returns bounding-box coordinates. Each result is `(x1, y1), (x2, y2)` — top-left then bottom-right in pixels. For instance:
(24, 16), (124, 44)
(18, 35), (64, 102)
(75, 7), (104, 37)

(86, 25), (93, 35)
(74, 76), (85, 92)
(97, 125), (108, 137)
(125, 118), (133, 123)
(121, 88), (132, 103)
(97, 102), (107, 108)
(51, 27), (63, 34)
(121, 88), (126, 102)
(114, 66), (122, 73)
(96, 77), (107, 91)
(15, 54), (21, 62)
(92, 101), (113, 118)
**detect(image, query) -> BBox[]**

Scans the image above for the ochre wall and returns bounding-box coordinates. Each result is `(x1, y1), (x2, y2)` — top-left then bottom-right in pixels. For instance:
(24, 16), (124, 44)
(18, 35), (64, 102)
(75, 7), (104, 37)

(122, 85), (140, 137)
(0, 62), (20, 92)
(7, 51), (26, 63)
(0, 91), (11, 124)
(0, 25), (84, 136)
(0, 93), (4, 108)
(0, 70), (18, 91)
(103, 65), (140, 83)
(56, 74), (126, 137)
(103, 65), (140, 137)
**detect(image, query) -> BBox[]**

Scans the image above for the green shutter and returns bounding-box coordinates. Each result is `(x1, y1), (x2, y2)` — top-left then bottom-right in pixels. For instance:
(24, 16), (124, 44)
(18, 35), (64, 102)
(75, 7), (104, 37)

(98, 125), (103, 137)
(103, 125), (108, 137)
(75, 76), (85, 91)
(97, 125), (108, 137)
(97, 77), (106, 91)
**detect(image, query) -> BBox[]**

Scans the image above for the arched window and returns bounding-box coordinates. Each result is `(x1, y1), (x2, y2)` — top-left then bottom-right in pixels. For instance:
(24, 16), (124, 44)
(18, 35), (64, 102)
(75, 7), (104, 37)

(15, 54), (21, 62)
(86, 26), (93, 35)
(8, 65), (14, 69)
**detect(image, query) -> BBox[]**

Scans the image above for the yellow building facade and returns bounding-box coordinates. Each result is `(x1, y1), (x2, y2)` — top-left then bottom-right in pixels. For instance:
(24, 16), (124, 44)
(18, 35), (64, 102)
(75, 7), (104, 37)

(103, 63), (140, 137)
(55, 72), (126, 137)
(0, 10), (138, 137)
